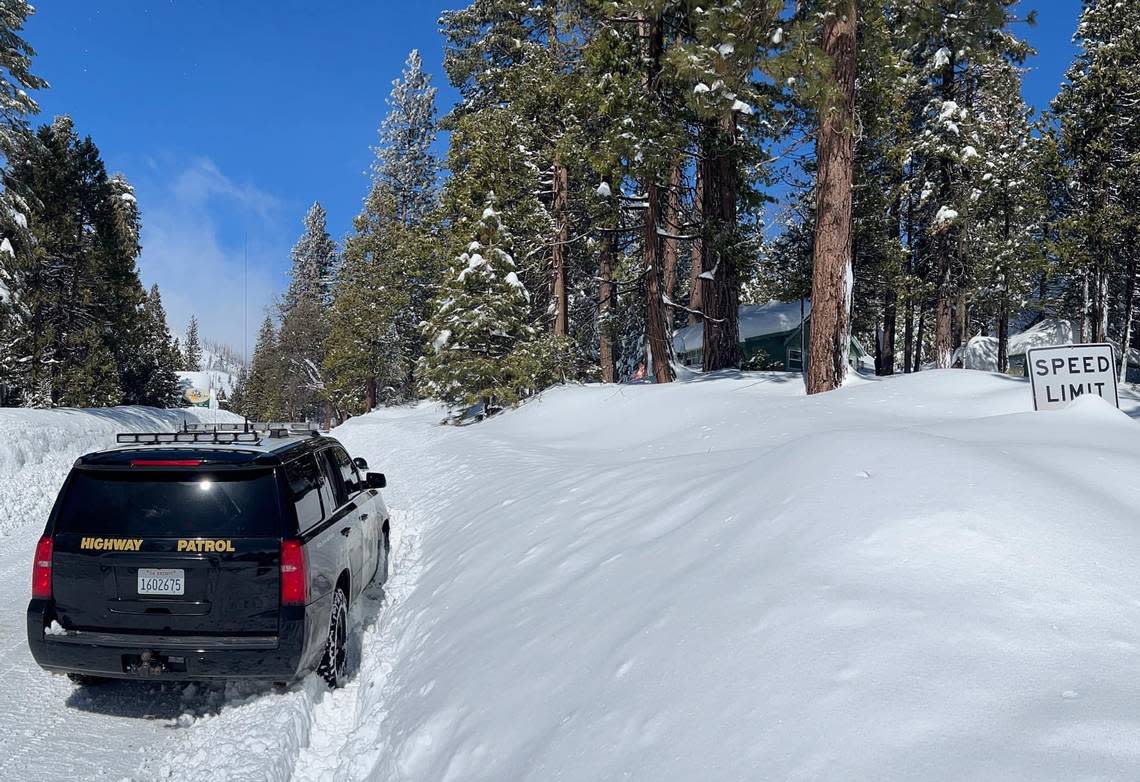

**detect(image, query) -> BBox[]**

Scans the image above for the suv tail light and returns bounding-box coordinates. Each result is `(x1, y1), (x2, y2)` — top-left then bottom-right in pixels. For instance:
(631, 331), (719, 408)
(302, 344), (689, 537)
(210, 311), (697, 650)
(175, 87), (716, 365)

(31, 536), (53, 599)
(280, 539), (308, 606)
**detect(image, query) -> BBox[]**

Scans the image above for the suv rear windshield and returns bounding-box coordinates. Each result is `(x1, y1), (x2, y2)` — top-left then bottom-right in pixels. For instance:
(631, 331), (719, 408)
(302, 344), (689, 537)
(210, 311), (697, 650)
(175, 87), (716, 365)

(55, 469), (281, 537)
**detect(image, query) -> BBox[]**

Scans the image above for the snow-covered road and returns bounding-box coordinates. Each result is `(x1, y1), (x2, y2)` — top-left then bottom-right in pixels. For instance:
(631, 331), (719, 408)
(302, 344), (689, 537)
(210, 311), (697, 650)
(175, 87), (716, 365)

(7, 374), (1140, 781)
(0, 403), (447, 781)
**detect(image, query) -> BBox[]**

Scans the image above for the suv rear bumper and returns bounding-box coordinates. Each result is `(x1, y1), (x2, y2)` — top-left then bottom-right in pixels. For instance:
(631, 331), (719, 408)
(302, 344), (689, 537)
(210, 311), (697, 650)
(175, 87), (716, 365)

(27, 599), (312, 682)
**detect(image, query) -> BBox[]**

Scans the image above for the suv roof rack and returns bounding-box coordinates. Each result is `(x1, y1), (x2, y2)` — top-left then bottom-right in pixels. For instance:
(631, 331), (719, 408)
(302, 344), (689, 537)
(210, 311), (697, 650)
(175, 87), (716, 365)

(116, 431), (261, 445)
(117, 421), (324, 447)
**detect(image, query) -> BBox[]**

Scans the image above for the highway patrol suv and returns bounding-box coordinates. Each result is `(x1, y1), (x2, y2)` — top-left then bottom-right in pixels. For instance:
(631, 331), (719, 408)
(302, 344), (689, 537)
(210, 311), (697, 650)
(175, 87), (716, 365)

(26, 422), (390, 689)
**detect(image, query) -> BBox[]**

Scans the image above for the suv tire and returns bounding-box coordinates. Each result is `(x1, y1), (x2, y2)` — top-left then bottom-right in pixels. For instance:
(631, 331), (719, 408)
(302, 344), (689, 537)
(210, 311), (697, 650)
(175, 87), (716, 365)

(318, 588), (348, 688)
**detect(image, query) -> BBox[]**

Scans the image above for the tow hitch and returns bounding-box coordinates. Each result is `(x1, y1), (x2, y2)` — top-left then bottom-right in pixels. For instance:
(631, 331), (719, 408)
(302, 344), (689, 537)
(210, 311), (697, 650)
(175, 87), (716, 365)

(123, 650), (186, 676)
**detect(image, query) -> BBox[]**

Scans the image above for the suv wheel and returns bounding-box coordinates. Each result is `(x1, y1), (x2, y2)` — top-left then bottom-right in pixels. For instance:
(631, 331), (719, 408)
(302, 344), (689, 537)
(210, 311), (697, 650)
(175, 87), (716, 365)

(375, 529), (390, 585)
(318, 588), (348, 688)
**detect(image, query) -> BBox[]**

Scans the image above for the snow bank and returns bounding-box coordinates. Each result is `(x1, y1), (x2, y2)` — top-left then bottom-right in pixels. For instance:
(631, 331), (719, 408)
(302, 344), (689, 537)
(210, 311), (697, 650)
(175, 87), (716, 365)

(0, 405), (240, 537)
(313, 371), (1140, 780)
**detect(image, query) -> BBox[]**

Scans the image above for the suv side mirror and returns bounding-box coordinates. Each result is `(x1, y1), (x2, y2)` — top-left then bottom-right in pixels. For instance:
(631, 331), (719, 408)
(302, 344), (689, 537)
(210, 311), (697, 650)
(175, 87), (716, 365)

(353, 457), (369, 471)
(366, 472), (386, 489)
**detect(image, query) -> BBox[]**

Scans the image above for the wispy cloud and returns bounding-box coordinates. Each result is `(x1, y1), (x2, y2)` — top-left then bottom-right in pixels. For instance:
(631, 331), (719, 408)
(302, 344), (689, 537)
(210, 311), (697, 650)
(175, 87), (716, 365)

(133, 157), (292, 356)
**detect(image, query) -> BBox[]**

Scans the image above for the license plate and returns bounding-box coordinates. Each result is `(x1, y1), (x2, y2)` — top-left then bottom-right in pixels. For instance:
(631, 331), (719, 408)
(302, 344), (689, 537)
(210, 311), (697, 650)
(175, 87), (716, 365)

(137, 568), (184, 596)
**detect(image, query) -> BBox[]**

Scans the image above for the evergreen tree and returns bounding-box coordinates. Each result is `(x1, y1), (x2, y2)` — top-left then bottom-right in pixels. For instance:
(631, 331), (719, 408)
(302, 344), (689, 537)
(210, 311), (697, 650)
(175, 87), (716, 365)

(182, 314), (202, 371)
(137, 284), (181, 407)
(0, 116), (157, 407)
(325, 50), (441, 411)
(1052, 0), (1140, 349)
(419, 196), (536, 412)
(244, 315), (285, 421)
(376, 50), (438, 227)
(279, 202), (337, 421)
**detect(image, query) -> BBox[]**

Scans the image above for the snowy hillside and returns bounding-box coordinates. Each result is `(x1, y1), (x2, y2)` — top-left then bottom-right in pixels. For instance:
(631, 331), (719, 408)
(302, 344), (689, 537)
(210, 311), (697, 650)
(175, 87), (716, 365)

(152, 371), (1140, 780)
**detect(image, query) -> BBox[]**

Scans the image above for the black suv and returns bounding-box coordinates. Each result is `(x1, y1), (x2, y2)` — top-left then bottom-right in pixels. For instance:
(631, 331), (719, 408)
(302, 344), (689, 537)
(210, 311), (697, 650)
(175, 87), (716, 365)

(26, 424), (390, 688)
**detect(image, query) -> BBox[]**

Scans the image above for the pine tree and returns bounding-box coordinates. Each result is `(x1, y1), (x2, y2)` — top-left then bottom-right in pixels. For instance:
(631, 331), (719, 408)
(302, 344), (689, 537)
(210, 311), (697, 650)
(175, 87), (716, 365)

(325, 50), (441, 412)
(0, 116), (157, 407)
(895, 0), (1029, 367)
(279, 202), (338, 421)
(182, 314), (202, 371)
(244, 315), (285, 422)
(134, 285), (181, 407)
(326, 185), (415, 414)
(1052, 0), (1140, 349)
(969, 59), (1045, 372)
(376, 50), (438, 227)
(419, 196), (536, 412)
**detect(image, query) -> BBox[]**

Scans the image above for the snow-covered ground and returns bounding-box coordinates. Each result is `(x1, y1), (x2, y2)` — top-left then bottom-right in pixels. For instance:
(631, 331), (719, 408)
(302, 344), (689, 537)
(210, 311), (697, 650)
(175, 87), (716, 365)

(4, 372), (1140, 780)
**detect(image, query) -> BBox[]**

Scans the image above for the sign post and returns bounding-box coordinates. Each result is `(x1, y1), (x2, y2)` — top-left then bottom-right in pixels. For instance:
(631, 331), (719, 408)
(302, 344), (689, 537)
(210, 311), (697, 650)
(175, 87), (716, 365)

(1026, 343), (1119, 411)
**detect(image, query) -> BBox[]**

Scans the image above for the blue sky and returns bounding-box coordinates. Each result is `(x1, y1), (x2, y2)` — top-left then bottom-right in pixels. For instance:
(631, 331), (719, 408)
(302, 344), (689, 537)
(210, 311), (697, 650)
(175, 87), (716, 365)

(24, 1), (1080, 352)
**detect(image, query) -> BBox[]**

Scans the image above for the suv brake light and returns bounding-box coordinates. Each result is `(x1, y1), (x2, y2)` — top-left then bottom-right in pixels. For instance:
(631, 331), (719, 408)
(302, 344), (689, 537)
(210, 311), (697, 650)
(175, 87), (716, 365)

(130, 459), (203, 467)
(280, 539), (308, 605)
(31, 536), (53, 599)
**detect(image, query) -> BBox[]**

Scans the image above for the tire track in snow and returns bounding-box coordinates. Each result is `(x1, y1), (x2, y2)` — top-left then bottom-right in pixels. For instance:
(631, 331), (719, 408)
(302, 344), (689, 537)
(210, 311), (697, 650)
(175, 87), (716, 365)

(143, 404), (451, 781)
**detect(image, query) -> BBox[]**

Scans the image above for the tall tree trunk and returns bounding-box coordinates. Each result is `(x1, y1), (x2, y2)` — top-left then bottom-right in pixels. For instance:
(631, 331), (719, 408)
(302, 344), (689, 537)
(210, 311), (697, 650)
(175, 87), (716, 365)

(699, 114), (742, 371)
(644, 179), (673, 384)
(914, 300), (926, 372)
(997, 290), (1010, 374)
(903, 188), (915, 373)
(642, 12), (672, 383)
(903, 293), (914, 373)
(364, 376), (377, 412)
(1080, 267), (1090, 343)
(954, 291), (967, 350)
(880, 191), (902, 376)
(688, 163), (704, 326)
(881, 289), (897, 375)
(1096, 266), (1109, 343)
(599, 222), (617, 384)
(663, 159), (682, 305)
(552, 162), (569, 337)
(806, 0), (856, 394)
(1119, 251), (1136, 380)
(933, 45), (956, 369)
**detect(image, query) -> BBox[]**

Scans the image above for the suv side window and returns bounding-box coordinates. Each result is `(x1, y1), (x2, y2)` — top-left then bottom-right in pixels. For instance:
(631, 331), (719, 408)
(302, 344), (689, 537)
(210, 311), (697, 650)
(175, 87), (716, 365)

(284, 455), (324, 530)
(318, 449), (347, 510)
(331, 446), (361, 496)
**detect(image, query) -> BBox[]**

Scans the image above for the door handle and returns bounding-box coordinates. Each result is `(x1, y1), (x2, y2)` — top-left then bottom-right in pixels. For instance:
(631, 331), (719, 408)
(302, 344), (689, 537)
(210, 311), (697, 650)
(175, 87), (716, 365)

(340, 527), (351, 537)
(359, 513), (369, 521)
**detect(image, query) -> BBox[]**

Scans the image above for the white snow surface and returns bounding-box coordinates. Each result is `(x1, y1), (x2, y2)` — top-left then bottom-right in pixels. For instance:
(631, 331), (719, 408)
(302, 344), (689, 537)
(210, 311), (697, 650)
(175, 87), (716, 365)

(673, 299), (809, 354)
(0, 405), (244, 780)
(300, 371), (1140, 781)
(7, 373), (1140, 780)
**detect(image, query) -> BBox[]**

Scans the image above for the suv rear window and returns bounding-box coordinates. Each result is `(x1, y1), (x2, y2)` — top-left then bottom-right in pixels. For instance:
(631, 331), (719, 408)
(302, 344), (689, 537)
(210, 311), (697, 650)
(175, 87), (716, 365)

(55, 469), (282, 537)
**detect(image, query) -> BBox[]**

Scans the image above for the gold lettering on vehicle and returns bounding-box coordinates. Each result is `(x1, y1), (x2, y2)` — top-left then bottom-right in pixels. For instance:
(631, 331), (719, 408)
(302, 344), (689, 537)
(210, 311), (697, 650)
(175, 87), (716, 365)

(79, 537), (144, 551)
(176, 539), (236, 553)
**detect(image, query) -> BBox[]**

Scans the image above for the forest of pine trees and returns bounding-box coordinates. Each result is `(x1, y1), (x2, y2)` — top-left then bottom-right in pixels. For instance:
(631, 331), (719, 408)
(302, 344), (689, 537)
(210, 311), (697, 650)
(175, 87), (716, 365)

(3, 2), (1139, 419)
(0, 3), (184, 408)
(231, 1), (1140, 420)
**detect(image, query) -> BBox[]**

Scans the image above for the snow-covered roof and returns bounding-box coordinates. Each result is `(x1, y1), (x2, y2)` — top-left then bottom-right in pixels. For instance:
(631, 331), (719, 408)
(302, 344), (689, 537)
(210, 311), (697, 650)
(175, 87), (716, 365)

(673, 300), (809, 354)
(960, 319), (1076, 371)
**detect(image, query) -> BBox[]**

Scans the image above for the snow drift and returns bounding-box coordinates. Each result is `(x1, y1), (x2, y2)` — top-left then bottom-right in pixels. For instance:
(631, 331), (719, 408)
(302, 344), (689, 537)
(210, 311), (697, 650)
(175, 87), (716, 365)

(314, 371), (1140, 781)
(0, 405), (241, 537)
